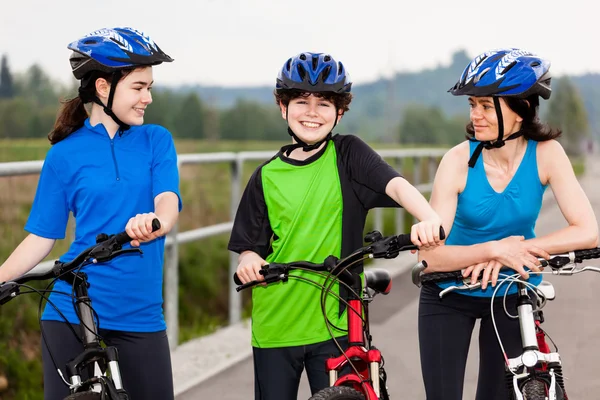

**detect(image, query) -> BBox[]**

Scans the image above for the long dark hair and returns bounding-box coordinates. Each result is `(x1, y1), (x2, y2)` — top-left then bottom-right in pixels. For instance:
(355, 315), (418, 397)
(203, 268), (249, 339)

(48, 69), (133, 144)
(465, 95), (561, 141)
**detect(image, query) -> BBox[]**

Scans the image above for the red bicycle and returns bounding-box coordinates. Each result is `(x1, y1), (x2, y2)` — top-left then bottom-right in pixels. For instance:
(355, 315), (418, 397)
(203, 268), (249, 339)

(235, 228), (444, 400)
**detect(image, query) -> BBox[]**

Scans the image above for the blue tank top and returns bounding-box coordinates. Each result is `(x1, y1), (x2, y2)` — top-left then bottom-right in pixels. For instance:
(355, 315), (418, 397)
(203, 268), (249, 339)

(437, 140), (546, 297)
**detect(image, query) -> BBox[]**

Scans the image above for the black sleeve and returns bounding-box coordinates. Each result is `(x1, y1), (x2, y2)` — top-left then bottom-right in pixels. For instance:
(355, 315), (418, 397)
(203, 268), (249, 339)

(227, 166), (273, 259)
(335, 134), (402, 209)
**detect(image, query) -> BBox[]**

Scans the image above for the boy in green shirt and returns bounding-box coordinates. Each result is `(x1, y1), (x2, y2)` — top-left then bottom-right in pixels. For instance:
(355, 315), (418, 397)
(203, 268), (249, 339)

(228, 52), (442, 399)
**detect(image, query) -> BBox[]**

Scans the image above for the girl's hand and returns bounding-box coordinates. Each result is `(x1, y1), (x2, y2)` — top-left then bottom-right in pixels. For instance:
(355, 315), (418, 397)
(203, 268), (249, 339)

(125, 213), (163, 247)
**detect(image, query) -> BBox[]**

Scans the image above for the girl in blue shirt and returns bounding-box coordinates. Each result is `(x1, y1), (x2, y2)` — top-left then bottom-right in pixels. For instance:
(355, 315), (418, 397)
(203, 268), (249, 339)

(0, 27), (181, 400)
(417, 49), (599, 399)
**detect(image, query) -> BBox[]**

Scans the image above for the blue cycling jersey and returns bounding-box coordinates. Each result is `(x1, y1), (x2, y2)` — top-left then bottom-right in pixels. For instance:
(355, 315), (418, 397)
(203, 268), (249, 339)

(438, 139), (545, 297)
(25, 119), (181, 332)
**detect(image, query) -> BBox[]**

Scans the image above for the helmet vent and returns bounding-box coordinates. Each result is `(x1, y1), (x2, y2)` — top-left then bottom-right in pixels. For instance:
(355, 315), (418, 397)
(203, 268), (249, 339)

(297, 64), (306, 81)
(84, 40), (97, 45)
(530, 61), (541, 67)
(501, 61), (517, 75)
(299, 53), (307, 61)
(324, 55), (331, 62)
(312, 55), (318, 70)
(321, 65), (332, 82)
(286, 58), (292, 71)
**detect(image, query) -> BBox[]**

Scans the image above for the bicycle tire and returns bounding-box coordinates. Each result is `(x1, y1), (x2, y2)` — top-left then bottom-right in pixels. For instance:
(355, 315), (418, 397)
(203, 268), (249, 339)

(521, 378), (565, 400)
(308, 386), (365, 400)
(63, 391), (103, 400)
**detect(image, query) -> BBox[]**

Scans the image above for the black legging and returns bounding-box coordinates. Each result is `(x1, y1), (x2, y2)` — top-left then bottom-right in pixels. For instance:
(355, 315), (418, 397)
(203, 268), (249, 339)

(252, 336), (349, 400)
(41, 320), (174, 400)
(418, 283), (523, 400)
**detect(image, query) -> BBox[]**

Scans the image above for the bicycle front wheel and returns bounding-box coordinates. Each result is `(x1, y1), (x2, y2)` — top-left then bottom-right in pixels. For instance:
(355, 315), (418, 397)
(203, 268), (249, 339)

(521, 378), (565, 400)
(63, 392), (103, 400)
(308, 386), (366, 400)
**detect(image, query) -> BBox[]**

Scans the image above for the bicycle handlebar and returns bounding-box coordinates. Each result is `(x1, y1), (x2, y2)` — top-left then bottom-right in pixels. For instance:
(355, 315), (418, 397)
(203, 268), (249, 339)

(234, 227), (446, 291)
(0, 219), (161, 304)
(411, 247), (600, 290)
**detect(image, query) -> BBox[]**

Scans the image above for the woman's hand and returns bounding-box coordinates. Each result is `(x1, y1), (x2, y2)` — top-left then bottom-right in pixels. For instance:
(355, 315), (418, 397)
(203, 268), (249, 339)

(125, 212), (163, 247)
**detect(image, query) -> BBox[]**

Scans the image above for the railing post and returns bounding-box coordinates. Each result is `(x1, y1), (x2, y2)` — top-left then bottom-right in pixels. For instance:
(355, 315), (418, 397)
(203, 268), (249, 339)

(229, 156), (243, 325)
(165, 162), (181, 350)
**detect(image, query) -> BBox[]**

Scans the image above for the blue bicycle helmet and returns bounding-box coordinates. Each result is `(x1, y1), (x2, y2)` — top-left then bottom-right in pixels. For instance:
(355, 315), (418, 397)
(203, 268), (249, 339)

(276, 52), (352, 94)
(449, 48), (552, 167)
(67, 27), (173, 132)
(449, 48), (551, 100)
(68, 27), (173, 80)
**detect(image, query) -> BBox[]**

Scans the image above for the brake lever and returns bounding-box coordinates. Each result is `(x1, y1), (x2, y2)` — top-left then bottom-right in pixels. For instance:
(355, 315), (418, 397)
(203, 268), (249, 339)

(91, 248), (142, 263)
(0, 282), (20, 305)
(439, 281), (482, 298)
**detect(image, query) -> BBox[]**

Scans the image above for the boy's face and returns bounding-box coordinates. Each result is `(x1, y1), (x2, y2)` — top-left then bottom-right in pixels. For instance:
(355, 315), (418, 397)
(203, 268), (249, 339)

(280, 93), (341, 145)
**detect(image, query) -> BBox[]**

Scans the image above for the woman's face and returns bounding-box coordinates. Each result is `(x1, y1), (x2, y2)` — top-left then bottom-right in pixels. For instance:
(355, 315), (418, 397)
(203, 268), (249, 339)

(110, 67), (154, 126)
(468, 96), (523, 141)
(280, 93), (341, 145)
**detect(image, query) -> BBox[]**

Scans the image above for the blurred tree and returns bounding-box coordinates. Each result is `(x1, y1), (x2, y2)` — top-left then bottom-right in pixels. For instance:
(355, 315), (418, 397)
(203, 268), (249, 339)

(0, 55), (15, 99)
(399, 105), (444, 145)
(545, 77), (590, 156)
(173, 92), (205, 138)
(0, 98), (30, 138)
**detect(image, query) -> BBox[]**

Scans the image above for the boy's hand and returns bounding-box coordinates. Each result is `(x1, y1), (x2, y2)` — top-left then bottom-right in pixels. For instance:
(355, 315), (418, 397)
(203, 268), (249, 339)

(410, 218), (443, 249)
(236, 251), (268, 284)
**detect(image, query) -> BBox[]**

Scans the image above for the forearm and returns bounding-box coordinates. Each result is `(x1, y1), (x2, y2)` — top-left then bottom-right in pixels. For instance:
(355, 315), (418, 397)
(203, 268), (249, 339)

(527, 224), (599, 254)
(418, 242), (494, 272)
(387, 177), (439, 222)
(154, 192), (180, 234)
(0, 234), (55, 282)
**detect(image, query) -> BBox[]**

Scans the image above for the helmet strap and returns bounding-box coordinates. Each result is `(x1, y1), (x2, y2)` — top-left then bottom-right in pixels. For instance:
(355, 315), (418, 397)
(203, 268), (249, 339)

(283, 107), (338, 156)
(88, 71), (130, 135)
(467, 97), (523, 168)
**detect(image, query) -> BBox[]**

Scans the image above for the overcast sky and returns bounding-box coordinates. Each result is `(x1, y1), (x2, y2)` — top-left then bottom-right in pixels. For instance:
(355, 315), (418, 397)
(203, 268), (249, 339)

(1, 0), (595, 88)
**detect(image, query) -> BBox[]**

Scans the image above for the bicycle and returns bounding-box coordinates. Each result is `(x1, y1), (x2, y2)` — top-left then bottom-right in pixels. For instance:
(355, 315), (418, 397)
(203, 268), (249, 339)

(0, 219), (160, 400)
(234, 228), (444, 400)
(411, 247), (600, 400)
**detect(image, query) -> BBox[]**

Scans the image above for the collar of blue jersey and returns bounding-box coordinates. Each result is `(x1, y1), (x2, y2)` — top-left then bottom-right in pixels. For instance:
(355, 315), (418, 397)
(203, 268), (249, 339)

(467, 97), (524, 168)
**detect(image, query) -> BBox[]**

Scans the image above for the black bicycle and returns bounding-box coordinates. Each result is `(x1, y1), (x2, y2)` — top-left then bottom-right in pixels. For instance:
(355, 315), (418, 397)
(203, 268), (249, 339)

(411, 247), (600, 400)
(0, 219), (160, 400)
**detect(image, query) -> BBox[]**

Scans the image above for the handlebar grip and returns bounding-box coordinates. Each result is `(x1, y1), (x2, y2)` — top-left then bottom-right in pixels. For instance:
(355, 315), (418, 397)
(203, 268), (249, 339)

(420, 270), (464, 284)
(112, 218), (162, 246)
(233, 272), (243, 285)
(574, 247), (600, 261)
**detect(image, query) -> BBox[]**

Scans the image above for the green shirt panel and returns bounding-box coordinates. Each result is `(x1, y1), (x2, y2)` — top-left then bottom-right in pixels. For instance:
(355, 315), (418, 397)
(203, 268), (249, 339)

(251, 142), (346, 348)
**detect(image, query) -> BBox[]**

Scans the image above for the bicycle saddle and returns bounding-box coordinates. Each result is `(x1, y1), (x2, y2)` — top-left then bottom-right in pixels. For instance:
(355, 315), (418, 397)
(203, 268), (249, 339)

(365, 269), (392, 295)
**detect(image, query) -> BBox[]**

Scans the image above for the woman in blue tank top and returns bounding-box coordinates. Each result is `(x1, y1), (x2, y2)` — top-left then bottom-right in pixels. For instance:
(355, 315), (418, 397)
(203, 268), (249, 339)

(417, 49), (599, 399)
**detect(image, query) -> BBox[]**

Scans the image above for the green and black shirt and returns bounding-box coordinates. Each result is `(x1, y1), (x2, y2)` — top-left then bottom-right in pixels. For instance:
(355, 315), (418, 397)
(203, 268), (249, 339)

(228, 134), (401, 348)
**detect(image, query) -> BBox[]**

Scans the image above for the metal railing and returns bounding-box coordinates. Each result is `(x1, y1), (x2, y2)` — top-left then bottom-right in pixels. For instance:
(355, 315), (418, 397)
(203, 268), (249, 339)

(0, 147), (447, 349)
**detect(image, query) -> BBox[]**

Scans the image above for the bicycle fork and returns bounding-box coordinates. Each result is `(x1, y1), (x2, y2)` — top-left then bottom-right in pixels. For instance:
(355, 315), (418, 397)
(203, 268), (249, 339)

(505, 283), (563, 400)
(64, 273), (126, 394)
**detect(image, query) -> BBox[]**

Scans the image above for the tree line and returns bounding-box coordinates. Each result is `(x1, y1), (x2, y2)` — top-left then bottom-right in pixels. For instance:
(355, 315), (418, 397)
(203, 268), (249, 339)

(0, 53), (592, 155)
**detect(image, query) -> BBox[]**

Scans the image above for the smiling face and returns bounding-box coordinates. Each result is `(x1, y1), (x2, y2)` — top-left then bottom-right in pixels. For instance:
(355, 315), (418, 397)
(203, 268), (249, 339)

(280, 93), (341, 145)
(468, 96), (523, 141)
(110, 67), (154, 126)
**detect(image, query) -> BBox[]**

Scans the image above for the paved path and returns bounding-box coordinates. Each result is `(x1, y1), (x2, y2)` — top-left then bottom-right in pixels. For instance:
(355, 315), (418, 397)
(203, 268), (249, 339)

(174, 158), (600, 399)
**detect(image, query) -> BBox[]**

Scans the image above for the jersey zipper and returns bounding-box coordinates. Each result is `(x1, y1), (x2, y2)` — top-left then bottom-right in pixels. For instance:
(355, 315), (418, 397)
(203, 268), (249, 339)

(110, 138), (121, 181)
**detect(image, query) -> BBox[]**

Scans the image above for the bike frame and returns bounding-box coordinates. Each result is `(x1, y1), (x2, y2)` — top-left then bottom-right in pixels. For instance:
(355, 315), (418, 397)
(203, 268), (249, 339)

(323, 272), (386, 400)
